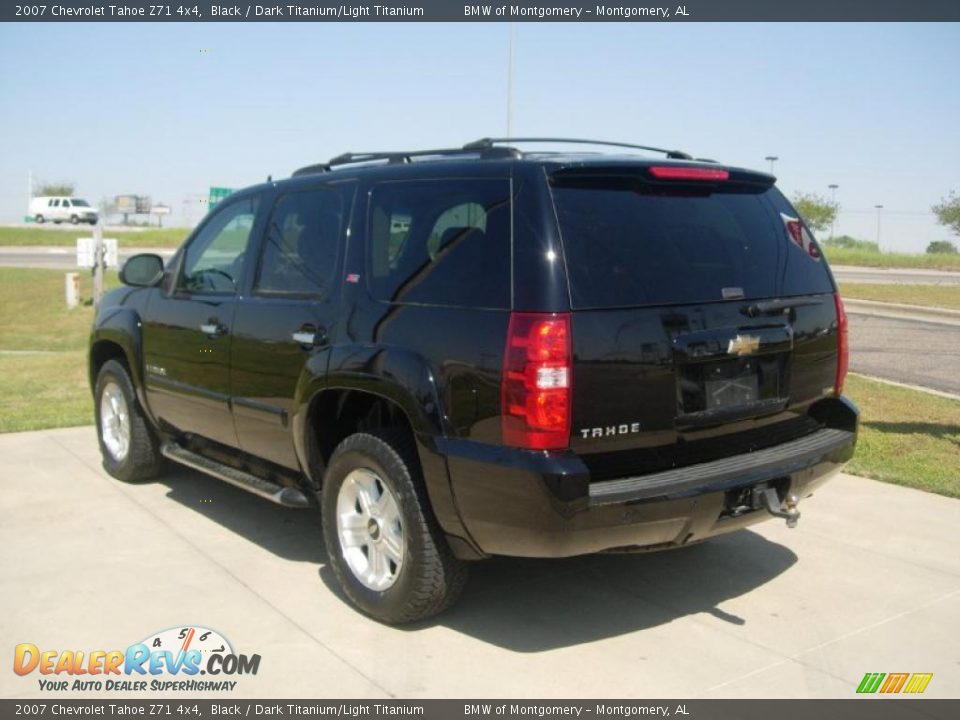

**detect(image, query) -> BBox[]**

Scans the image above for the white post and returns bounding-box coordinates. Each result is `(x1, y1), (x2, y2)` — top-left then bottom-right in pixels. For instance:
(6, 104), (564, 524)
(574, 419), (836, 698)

(65, 272), (79, 309)
(92, 220), (105, 309)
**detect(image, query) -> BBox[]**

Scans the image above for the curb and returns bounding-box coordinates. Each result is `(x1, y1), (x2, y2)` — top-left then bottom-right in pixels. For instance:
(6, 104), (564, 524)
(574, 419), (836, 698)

(849, 372), (960, 402)
(844, 298), (960, 327)
(832, 264), (960, 278)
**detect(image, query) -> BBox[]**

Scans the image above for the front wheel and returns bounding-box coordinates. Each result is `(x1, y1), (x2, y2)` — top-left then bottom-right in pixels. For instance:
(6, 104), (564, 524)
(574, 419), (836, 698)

(94, 359), (164, 482)
(321, 431), (467, 624)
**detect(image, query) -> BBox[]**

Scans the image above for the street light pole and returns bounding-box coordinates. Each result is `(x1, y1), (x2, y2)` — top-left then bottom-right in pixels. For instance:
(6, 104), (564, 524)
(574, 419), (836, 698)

(828, 184), (839, 239)
(874, 204), (884, 250)
(765, 155), (778, 174)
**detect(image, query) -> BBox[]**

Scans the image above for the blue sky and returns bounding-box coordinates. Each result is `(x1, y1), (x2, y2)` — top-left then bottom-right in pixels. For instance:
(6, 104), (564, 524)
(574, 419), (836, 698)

(0, 22), (958, 251)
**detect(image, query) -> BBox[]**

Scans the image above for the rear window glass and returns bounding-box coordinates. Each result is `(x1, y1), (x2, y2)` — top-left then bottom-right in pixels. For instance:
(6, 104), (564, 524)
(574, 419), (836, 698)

(367, 178), (511, 309)
(551, 180), (834, 309)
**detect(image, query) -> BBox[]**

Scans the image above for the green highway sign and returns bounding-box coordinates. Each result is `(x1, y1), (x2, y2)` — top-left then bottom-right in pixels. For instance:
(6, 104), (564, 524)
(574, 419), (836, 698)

(208, 186), (234, 210)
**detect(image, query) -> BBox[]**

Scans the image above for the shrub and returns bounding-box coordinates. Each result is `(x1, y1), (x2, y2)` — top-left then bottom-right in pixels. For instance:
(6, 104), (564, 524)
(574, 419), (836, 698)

(822, 235), (880, 253)
(926, 240), (958, 254)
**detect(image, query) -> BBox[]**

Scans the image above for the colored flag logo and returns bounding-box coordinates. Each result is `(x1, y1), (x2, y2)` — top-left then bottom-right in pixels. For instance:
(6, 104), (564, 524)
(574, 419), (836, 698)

(857, 672), (933, 694)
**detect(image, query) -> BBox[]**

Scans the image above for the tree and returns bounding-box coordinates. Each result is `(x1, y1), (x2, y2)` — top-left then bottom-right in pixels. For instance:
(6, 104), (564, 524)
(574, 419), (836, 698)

(792, 192), (838, 234)
(34, 181), (75, 197)
(926, 240), (958, 255)
(931, 191), (960, 238)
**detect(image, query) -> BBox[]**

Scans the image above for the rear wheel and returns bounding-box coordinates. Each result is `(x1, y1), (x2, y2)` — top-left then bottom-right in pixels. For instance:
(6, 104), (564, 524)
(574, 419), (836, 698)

(94, 359), (164, 482)
(321, 431), (467, 624)
(35, 214), (44, 224)
(70, 214), (80, 224)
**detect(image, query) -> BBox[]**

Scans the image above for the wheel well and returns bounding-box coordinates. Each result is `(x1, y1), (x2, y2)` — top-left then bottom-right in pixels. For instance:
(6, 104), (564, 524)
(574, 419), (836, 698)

(89, 340), (127, 390)
(308, 390), (418, 469)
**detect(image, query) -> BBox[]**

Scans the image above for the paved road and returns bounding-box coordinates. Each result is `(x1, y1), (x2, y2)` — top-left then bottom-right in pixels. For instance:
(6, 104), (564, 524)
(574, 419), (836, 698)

(848, 313), (960, 396)
(1, 426), (958, 699)
(0, 246), (175, 270)
(833, 265), (960, 286)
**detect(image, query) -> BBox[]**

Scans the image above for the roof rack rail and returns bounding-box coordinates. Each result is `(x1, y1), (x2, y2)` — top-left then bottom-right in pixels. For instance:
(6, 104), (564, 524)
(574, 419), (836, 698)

(291, 162), (331, 177)
(463, 137), (693, 160)
(291, 137), (693, 177)
(292, 145), (520, 177)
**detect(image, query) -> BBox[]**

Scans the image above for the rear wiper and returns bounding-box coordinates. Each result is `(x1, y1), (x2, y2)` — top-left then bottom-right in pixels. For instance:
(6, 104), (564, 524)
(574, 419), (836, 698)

(742, 297), (823, 317)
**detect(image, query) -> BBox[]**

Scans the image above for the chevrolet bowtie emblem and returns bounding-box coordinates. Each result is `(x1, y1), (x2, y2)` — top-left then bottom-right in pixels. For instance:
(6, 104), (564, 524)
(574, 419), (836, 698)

(728, 334), (761, 356)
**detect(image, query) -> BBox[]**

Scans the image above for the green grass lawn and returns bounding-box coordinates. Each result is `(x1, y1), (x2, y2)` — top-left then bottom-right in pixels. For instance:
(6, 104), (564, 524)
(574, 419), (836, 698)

(839, 283), (960, 310)
(823, 246), (960, 271)
(1, 269), (957, 498)
(845, 375), (960, 498)
(0, 268), (119, 432)
(0, 225), (189, 248)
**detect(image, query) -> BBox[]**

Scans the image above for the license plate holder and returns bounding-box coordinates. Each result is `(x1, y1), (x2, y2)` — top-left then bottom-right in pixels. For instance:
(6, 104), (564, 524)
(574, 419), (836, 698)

(705, 369), (759, 410)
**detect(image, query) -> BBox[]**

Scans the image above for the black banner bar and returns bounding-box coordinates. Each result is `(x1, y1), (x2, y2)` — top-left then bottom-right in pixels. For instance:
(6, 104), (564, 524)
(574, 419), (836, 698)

(2, 700), (960, 719)
(3, 0), (960, 22)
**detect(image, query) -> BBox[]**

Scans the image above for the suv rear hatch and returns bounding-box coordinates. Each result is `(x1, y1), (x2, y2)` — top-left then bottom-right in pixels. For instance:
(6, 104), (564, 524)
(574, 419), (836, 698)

(548, 162), (844, 480)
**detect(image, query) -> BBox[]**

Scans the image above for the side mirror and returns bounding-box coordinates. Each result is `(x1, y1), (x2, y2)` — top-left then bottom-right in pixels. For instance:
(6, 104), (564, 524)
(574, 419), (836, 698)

(120, 254), (164, 287)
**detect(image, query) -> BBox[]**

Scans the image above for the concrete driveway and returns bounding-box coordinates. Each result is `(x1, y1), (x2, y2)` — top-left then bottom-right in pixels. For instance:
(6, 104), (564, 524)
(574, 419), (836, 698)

(2, 427), (957, 699)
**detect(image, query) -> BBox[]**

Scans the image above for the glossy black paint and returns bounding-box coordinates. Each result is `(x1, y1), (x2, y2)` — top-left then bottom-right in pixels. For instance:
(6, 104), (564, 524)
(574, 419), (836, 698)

(91, 152), (859, 560)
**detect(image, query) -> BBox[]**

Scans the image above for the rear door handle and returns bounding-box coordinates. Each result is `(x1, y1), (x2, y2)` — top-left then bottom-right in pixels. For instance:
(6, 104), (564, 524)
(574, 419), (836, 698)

(292, 331), (316, 345)
(292, 325), (328, 348)
(200, 320), (227, 337)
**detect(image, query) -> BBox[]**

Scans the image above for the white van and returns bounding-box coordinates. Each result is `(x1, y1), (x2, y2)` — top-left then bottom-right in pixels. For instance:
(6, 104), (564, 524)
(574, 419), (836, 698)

(30, 197), (99, 225)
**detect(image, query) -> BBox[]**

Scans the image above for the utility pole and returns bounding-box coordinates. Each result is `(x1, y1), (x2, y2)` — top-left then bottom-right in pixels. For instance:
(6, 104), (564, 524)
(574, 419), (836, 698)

(506, 24), (515, 137)
(765, 155), (778, 174)
(874, 204), (884, 250)
(828, 184), (839, 239)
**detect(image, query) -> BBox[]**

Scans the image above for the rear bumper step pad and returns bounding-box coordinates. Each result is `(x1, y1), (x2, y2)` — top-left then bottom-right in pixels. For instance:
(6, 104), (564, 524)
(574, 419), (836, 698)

(589, 428), (854, 505)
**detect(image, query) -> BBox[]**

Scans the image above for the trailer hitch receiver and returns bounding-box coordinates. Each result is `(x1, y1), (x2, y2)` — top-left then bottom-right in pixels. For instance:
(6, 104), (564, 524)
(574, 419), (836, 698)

(753, 486), (800, 528)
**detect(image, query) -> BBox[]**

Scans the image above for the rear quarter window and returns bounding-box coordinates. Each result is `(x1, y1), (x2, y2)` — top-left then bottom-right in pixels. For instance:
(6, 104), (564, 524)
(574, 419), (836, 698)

(367, 178), (511, 309)
(551, 180), (834, 309)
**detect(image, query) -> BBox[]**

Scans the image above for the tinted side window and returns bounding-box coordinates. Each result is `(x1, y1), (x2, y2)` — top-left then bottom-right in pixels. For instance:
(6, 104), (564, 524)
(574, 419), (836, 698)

(765, 189), (837, 297)
(179, 196), (259, 295)
(255, 186), (349, 297)
(367, 179), (511, 309)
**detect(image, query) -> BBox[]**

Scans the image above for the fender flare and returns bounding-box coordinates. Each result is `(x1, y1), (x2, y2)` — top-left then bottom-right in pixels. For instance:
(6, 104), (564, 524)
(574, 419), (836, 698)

(89, 307), (152, 419)
(290, 345), (480, 554)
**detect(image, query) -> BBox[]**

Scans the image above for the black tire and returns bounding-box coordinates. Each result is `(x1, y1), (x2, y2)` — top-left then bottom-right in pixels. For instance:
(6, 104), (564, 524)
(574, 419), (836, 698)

(321, 431), (468, 624)
(94, 359), (165, 482)
(35, 214), (44, 224)
(70, 215), (80, 224)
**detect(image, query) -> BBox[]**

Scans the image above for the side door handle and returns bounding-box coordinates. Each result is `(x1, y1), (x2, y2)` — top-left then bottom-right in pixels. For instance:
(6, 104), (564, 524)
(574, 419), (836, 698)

(292, 325), (328, 348)
(200, 319), (227, 337)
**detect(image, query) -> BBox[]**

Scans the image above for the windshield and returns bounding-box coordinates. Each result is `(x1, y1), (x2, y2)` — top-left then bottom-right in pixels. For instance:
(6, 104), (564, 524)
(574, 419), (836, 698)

(70, 199), (91, 207)
(550, 181), (835, 309)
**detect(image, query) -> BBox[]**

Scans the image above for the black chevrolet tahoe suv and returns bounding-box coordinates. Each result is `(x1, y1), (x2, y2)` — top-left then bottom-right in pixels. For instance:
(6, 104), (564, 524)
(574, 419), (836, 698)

(89, 138), (858, 624)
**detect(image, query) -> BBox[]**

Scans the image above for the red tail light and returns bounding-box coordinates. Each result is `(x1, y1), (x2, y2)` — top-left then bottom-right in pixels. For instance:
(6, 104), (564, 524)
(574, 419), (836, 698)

(834, 293), (849, 395)
(501, 313), (572, 450)
(648, 166), (729, 181)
